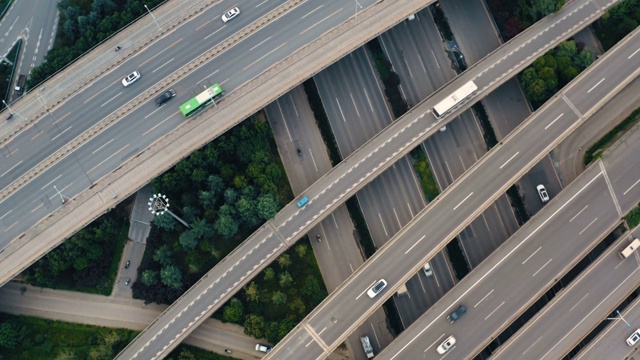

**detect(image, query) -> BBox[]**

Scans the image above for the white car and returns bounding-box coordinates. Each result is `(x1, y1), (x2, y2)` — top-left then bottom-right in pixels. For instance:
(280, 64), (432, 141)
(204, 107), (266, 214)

(436, 335), (456, 355)
(367, 279), (387, 298)
(222, 7), (240, 23)
(536, 184), (550, 203)
(255, 344), (271, 353)
(122, 71), (141, 87)
(627, 328), (640, 346)
(423, 262), (433, 277)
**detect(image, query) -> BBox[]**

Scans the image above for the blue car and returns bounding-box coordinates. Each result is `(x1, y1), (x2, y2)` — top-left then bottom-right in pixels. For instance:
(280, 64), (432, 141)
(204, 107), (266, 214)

(297, 196), (309, 207)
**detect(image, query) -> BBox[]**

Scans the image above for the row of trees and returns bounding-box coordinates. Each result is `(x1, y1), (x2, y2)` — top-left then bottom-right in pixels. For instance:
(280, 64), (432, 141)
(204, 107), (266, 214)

(27, 0), (165, 89)
(487, 0), (565, 40)
(594, 0), (640, 50)
(520, 40), (595, 108)
(22, 208), (125, 294)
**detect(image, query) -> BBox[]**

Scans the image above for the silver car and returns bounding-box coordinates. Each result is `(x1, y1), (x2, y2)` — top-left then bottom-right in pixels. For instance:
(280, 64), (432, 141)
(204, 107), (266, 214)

(222, 7), (240, 23)
(436, 335), (456, 355)
(122, 71), (141, 87)
(367, 279), (388, 298)
(536, 184), (550, 203)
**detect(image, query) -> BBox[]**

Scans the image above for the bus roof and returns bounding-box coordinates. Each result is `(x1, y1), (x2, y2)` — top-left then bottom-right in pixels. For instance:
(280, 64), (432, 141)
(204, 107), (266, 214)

(179, 84), (224, 117)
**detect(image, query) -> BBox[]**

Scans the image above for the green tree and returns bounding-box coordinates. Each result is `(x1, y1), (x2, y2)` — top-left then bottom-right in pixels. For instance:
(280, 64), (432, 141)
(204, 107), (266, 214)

(279, 271), (293, 288)
(160, 265), (183, 290)
(140, 269), (159, 286)
(177, 349), (197, 360)
(223, 298), (244, 323)
(153, 245), (173, 267)
(295, 244), (308, 258)
(152, 213), (178, 231)
(277, 254), (291, 269)
(263, 267), (275, 281)
(272, 291), (287, 305)
(278, 318), (296, 340)
(224, 188), (238, 204)
(214, 212), (239, 238)
(179, 230), (199, 251)
(289, 297), (306, 316)
(245, 282), (260, 302)
(576, 49), (595, 70)
(198, 190), (218, 209)
(265, 321), (280, 344)
(257, 194), (279, 220)
(236, 196), (258, 226)
(520, 0), (564, 23)
(190, 218), (211, 240)
(244, 314), (266, 338)
(0, 321), (18, 348)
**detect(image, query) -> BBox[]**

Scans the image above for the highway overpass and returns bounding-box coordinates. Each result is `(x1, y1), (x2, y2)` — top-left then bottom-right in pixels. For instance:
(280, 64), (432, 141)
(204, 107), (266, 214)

(265, 24), (640, 359)
(112, 1), (620, 358)
(0, 0), (431, 283)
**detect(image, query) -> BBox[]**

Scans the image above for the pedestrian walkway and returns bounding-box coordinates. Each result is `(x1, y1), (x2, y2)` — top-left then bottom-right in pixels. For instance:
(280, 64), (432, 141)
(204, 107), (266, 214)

(128, 184), (154, 244)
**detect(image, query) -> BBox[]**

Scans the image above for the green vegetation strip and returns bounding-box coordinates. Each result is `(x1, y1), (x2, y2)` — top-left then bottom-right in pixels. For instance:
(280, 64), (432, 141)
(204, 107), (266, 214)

(584, 107), (640, 165)
(411, 148), (440, 201)
(625, 204), (640, 229)
(303, 79), (342, 165)
(0, 313), (230, 360)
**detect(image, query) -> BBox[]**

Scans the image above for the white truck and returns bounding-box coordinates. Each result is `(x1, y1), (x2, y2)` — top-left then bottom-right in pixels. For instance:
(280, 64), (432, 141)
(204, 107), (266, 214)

(360, 336), (374, 359)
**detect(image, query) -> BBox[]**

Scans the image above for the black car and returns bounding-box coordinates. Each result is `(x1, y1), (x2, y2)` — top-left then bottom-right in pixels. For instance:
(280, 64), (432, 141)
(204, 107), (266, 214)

(447, 305), (467, 323)
(155, 89), (176, 106)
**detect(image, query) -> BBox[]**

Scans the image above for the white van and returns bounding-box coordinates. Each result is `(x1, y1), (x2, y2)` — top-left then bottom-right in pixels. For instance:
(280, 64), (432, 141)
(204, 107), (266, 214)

(619, 238), (640, 259)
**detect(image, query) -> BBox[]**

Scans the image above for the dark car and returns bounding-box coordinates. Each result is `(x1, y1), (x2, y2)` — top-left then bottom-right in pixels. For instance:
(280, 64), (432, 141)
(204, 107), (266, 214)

(124, 260), (130, 269)
(447, 305), (467, 323)
(155, 89), (176, 106)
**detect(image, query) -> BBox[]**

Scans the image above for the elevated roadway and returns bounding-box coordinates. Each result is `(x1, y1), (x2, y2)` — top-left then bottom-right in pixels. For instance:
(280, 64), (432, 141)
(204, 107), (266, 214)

(489, 230), (640, 360)
(112, 1), (620, 358)
(575, 287), (640, 359)
(266, 24), (640, 359)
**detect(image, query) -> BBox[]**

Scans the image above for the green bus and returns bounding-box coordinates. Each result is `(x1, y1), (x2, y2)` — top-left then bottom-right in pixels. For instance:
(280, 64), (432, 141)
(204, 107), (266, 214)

(179, 83), (224, 117)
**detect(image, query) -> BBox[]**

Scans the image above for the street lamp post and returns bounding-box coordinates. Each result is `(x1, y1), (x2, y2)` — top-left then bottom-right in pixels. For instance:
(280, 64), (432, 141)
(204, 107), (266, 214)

(148, 193), (190, 228)
(353, 0), (363, 22)
(144, 4), (161, 31)
(606, 309), (632, 328)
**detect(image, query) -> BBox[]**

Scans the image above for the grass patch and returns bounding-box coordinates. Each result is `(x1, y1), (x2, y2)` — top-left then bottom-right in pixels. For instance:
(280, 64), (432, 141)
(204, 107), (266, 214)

(584, 107), (640, 166)
(303, 79), (342, 165)
(506, 184), (529, 226)
(410, 147), (440, 201)
(625, 204), (640, 229)
(345, 197), (377, 258)
(472, 102), (498, 149)
(431, 3), (454, 42)
(0, 313), (230, 360)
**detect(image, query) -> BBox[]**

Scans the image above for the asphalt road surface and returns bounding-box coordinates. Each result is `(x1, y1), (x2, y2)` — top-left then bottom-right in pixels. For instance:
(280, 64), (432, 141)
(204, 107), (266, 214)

(0, 0), (58, 103)
(489, 232), (640, 360)
(575, 288), (640, 360)
(264, 25), (640, 359)
(377, 163), (629, 359)
(265, 85), (395, 359)
(112, 2), (621, 358)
